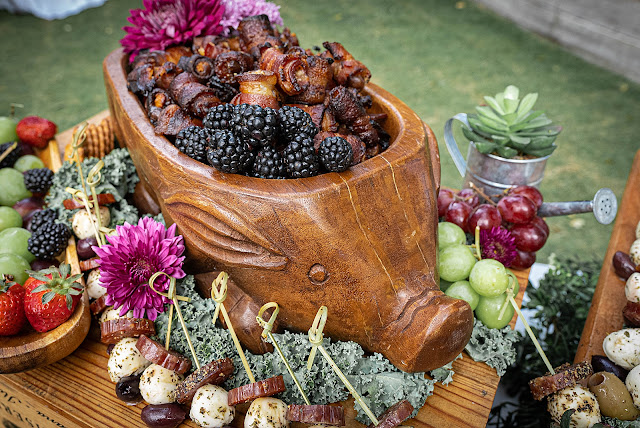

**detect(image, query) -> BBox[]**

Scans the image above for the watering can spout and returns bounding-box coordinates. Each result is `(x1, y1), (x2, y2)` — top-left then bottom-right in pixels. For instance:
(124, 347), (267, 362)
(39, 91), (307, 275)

(537, 188), (617, 225)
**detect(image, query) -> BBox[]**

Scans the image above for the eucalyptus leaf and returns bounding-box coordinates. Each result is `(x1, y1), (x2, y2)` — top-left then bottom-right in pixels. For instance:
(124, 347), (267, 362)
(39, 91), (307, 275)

(560, 409), (575, 428)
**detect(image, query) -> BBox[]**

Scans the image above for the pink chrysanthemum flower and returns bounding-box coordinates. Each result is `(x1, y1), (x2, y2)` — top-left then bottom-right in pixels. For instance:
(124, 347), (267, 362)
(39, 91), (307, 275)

(220, 0), (283, 35)
(94, 217), (186, 320)
(480, 226), (517, 267)
(121, 0), (225, 61)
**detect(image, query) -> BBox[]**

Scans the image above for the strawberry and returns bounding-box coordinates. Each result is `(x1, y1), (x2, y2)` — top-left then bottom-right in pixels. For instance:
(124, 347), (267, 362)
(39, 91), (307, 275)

(16, 116), (57, 149)
(0, 274), (26, 336)
(23, 264), (84, 333)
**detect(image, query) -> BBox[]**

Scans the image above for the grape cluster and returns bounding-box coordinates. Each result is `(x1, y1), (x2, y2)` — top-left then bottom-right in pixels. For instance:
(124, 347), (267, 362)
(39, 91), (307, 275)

(437, 185), (549, 269)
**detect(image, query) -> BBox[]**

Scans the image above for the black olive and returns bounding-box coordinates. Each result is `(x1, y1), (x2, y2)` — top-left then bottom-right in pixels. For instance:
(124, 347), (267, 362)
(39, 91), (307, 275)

(106, 343), (115, 355)
(140, 403), (187, 428)
(591, 354), (629, 381)
(77, 236), (99, 260)
(115, 374), (142, 403)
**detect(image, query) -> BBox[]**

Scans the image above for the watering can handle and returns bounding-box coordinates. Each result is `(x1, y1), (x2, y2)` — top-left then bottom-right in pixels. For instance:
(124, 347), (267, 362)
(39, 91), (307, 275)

(443, 113), (470, 178)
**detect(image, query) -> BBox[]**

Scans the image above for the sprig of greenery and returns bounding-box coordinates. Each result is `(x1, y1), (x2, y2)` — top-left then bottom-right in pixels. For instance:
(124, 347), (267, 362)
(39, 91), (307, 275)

(489, 255), (601, 427)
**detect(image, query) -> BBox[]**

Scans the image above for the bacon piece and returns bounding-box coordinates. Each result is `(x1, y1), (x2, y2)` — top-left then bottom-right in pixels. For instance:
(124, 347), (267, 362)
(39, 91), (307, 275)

(169, 72), (221, 118)
(288, 55), (334, 105)
(323, 42), (371, 90)
(127, 64), (155, 95)
(90, 295), (108, 316)
(153, 104), (201, 136)
(163, 46), (193, 64)
(100, 318), (156, 344)
(135, 335), (192, 374)
(286, 404), (345, 426)
(528, 362), (593, 401)
(131, 51), (168, 69)
(152, 61), (180, 90)
(213, 51), (255, 84)
(63, 193), (116, 210)
(259, 47), (309, 96)
(174, 358), (235, 404)
(237, 14), (283, 58)
(231, 70), (280, 109)
(80, 257), (101, 272)
(367, 400), (414, 428)
(178, 55), (216, 81)
(227, 375), (286, 406)
(192, 35), (232, 58)
(327, 86), (379, 147)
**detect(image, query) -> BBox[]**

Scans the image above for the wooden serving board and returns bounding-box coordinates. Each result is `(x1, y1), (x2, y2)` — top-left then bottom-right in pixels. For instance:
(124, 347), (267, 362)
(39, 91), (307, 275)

(575, 149), (640, 363)
(0, 112), (530, 427)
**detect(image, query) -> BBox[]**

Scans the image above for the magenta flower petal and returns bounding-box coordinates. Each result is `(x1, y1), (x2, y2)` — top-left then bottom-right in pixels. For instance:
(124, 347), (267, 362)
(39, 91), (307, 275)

(95, 217), (185, 320)
(480, 226), (517, 267)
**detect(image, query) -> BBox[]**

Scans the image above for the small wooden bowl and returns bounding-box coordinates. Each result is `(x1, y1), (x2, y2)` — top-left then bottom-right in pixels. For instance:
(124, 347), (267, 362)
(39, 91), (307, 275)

(0, 139), (91, 374)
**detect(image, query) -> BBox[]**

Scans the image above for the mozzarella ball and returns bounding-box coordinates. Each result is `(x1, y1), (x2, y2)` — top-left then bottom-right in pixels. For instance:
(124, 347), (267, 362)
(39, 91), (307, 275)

(626, 273), (640, 303)
(631, 239), (640, 266)
(244, 397), (288, 428)
(139, 364), (183, 405)
(86, 268), (106, 300)
(547, 385), (601, 427)
(626, 365), (640, 409)
(189, 385), (234, 428)
(107, 337), (151, 383)
(603, 328), (640, 370)
(72, 207), (111, 240)
(100, 307), (134, 324)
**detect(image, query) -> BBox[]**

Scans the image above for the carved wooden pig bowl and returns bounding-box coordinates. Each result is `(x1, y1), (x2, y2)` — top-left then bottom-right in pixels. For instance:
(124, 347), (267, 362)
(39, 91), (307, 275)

(104, 48), (473, 372)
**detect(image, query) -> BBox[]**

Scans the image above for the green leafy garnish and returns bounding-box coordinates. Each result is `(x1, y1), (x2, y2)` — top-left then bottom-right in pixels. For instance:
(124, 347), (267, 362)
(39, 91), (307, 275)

(465, 319), (520, 376)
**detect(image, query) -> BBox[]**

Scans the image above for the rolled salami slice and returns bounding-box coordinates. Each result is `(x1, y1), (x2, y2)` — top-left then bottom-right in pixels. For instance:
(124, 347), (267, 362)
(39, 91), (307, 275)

(90, 295), (108, 316)
(63, 193), (116, 210)
(286, 404), (345, 426)
(100, 318), (156, 344)
(228, 375), (286, 406)
(80, 257), (101, 272)
(528, 361), (593, 401)
(367, 400), (414, 428)
(135, 335), (192, 374)
(174, 358), (235, 404)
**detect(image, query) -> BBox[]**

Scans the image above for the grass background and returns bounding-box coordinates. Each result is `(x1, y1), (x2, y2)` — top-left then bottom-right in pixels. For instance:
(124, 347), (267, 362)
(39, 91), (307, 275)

(1, 0), (639, 262)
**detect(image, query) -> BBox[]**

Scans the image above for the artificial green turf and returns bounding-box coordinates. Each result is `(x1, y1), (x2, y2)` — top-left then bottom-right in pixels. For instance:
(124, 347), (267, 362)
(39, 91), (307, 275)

(1, 0), (639, 262)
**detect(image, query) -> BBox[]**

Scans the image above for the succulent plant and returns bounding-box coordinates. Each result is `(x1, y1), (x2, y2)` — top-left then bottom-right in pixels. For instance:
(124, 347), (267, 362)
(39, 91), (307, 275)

(462, 85), (562, 159)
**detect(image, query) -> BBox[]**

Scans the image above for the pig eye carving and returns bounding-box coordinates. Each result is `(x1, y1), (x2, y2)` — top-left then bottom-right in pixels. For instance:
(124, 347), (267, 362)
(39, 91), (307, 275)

(308, 264), (329, 285)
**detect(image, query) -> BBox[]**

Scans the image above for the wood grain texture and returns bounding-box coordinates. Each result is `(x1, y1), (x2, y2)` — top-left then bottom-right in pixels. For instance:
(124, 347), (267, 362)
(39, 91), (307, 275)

(0, 139), (90, 374)
(575, 150), (640, 363)
(103, 47), (471, 374)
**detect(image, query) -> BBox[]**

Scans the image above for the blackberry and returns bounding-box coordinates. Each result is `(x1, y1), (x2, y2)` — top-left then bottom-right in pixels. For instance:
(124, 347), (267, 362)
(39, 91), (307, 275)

(235, 104), (278, 147)
(207, 130), (254, 174)
(29, 209), (58, 233)
(318, 136), (353, 172)
(174, 126), (211, 164)
(203, 104), (237, 132)
(27, 221), (71, 260)
(278, 106), (317, 141)
(0, 142), (22, 169)
(23, 168), (54, 194)
(283, 135), (319, 178)
(251, 146), (287, 179)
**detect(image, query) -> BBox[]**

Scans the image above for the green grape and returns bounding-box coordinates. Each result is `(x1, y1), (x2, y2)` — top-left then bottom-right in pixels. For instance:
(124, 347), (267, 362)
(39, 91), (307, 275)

(0, 207), (22, 231)
(438, 244), (476, 282)
(0, 253), (30, 285)
(475, 293), (514, 329)
(13, 155), (45, 172)
(468, 258), (509, 297)
(0, 227), (34, 263)
(445, 280), (480, 310)
(0, 117), (17, 145)
(0, 168), (32, 206)
(438, 221), (466, 250)
(440, 279), (453, 292)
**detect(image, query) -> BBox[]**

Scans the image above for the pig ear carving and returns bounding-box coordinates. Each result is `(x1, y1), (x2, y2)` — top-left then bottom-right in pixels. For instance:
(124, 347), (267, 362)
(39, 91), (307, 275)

(165, 196), (288, 270)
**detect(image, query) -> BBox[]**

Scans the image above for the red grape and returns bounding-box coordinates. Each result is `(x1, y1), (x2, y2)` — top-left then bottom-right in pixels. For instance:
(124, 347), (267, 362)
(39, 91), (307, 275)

(509, 185), (543, 209)
(12, 196), (45, 219)
(498, 195), (537, 224)
(467, 204), (502, 233)
(456, 189), (480, 208)
(510, 222), (548, 252)
(77, 237), (99, 260)
(512, 250), (536, 269)
(445, 201), (472, 230)
(531, 216), (549, 237)
(438, 188), (455, 218)
(30, 259), (60, 271)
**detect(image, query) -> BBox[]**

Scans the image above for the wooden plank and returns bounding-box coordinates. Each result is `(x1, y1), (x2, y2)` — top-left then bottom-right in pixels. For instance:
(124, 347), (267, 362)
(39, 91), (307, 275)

(575, 150), (640, 363)
(0, 113), (531, 427)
